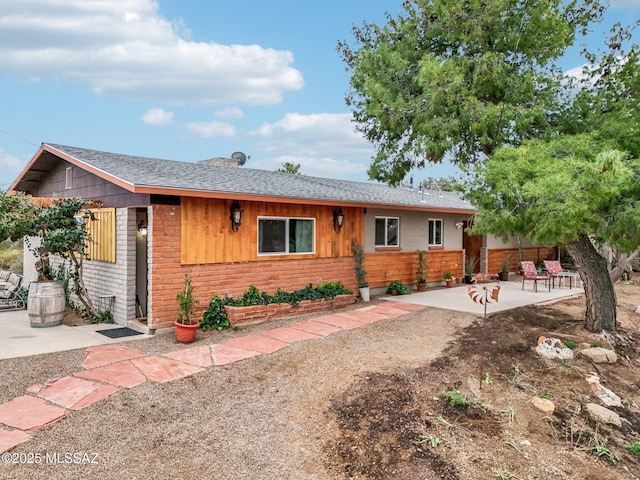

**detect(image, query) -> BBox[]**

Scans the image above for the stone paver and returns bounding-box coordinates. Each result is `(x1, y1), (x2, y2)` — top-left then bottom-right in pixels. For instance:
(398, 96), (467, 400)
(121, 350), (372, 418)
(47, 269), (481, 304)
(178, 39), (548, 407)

(82, 344), (146, 369)
(0, 396), (67, 431)
(0, 428), (32, 452)
(261, 327), (321, 344)
(289, 320), (343, 336)
(37, 376), (119, 411)
(210, 344), (262, 366)
(336, 310), (388, 325)
(221, 335), (289, 354)
(0, 300), (427, 453)
(164, 345), (213, 368)
(130, 356), (204, 384)
(314, 314), (367, 330)
(74, 361), (147, 389)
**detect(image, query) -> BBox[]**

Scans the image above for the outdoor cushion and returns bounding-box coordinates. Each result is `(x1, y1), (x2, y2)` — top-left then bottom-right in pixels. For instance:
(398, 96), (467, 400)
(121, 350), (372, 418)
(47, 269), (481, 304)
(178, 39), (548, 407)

(7, 273), (20, 288)
(520, 261), (550, 292)
(0, 271), (9, 281)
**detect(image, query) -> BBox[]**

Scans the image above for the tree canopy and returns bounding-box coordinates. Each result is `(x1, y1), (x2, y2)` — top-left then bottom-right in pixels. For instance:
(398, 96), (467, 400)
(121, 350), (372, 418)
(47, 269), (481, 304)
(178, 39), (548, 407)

(338, 0), (606, 185)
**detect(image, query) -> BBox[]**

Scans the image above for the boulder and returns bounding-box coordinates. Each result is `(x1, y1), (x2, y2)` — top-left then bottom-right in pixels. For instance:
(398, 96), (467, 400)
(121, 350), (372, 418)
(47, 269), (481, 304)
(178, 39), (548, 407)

(579, 347), (617, 364)
(535, 338), (574, 361)
(531, 397), (555, 415)
(585, 403), (622, 427)
(585, 373), (622, 407)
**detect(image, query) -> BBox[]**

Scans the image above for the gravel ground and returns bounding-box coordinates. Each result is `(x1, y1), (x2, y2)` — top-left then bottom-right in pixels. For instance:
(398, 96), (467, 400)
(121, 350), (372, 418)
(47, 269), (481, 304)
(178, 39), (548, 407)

(0, 299), (475, 480)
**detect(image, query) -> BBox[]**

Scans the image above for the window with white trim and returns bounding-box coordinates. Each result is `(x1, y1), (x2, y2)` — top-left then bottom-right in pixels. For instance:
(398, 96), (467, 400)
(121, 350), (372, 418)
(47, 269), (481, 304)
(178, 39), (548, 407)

(374, 217), (399, 247)
(258, 217), (315, 255)
(428, 219), (443, 246)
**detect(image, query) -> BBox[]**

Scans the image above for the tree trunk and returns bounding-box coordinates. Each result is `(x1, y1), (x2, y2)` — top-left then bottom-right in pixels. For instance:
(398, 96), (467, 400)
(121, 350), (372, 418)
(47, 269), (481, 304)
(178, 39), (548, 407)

(565, 233), (616, 332)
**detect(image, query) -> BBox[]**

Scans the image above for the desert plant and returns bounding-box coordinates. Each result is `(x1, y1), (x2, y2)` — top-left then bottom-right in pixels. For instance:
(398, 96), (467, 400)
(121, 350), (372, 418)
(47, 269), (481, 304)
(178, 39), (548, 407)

(625, 441), (640, 456)
(501, 257), (510, 274)
(562, 339), (577, 350)
(386, 280), (409, 295)
(351, 239), (368, 287)
(440, 389), (473, 407)
(176, 273), (198, 325)
(416, 249), (429, 282)
(465, 255), (478, 276)
(443, 271), (455, 281)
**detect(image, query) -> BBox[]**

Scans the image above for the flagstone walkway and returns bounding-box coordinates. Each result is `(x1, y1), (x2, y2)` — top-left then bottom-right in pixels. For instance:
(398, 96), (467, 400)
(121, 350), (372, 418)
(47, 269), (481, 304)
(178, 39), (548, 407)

(0, 300), (425, 453)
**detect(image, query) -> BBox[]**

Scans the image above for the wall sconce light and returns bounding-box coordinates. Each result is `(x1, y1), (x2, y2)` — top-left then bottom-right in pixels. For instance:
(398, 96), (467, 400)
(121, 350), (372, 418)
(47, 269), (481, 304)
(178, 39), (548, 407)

(455, 222), (464, 230)
(333, 207), (344, 233)
(230, 200), (243, 232)
(138, 219), (148, 237)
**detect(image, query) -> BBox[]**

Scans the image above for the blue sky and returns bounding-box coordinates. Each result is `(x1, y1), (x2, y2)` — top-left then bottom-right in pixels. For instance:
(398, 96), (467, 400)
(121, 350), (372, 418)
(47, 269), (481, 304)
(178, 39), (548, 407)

(1, 0), (638, 191)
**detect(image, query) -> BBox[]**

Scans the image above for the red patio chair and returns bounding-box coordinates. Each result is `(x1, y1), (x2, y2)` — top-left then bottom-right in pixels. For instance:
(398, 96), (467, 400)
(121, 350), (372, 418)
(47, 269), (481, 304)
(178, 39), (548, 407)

(519, 261), (550, 292)
(543, 260), (563, 289)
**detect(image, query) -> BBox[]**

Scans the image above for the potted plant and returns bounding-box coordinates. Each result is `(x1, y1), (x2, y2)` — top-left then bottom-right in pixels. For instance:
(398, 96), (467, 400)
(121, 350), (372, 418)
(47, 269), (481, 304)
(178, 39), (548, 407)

(351, 239), (370, 302)
(443, 271), (456, 287)
(464, 255), (478, 284)
(175, 273), (199, 343)
(386, 280), (409, 295)
(416, 249), (429, 291)
(499, 257), (510, 281)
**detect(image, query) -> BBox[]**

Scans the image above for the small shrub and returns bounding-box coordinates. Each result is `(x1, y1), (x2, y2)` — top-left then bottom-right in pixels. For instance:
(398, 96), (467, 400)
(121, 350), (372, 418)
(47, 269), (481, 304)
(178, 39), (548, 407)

(440, 389), (473, 407)
(562, 339), (577, 349)
(201, 295), (232, 332)
(386, 280), (409, 295)
(591, 340), (604, 348)
(625, 442), (640, 456)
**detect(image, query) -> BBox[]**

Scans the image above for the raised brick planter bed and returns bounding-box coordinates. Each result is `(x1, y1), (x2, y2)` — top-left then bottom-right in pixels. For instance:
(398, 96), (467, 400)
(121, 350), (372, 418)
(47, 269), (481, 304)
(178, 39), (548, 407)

(224, 294), (356, 325)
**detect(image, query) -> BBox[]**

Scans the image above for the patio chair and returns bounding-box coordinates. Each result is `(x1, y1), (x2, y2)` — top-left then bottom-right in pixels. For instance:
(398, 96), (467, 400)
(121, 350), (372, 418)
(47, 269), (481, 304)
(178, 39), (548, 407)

(519, 261), (550, 292)
(0, 272), (26, 309)
(543, 260), (580, 289)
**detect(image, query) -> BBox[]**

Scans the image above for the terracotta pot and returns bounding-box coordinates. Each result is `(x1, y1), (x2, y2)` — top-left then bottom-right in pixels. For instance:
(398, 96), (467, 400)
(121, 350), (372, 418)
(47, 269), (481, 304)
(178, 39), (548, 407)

(174, 321), (200, 344)
(445, 280), (455, 288)
(416, 281), (427, 292)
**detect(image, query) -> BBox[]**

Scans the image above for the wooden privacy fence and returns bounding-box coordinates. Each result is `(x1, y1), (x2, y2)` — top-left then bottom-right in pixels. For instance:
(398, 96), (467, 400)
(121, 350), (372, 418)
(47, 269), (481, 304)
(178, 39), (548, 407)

(86, 208), (116, 262)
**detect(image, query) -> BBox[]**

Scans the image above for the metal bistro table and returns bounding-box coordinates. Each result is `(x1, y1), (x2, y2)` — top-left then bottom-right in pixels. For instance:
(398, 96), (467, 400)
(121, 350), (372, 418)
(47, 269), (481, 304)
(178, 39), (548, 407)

(554, 271), (581, 289)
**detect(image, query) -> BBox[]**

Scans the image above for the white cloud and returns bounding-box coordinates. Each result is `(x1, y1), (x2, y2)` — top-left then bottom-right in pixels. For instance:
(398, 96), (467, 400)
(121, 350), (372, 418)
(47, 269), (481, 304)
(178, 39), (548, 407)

(252, 155), (368, 179)
(0, 0), (303, 105)
(185, 121), (236, 138)
(251, 112), (375, 158)
(214, 107), (245, 120)
(0, 148), (27, 188)
(610, 0), (640, 8)
(248, 112), (375, 179)
(141, 108), (174, 126)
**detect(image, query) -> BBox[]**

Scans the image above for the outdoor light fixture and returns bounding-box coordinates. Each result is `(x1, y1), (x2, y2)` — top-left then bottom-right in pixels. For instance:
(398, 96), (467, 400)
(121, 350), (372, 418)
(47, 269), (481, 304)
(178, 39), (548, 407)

(333, 207), (344, 233)
(455, 222), (464, 230)
(138, 219), (148, 237)
(230, 200), (243, 232)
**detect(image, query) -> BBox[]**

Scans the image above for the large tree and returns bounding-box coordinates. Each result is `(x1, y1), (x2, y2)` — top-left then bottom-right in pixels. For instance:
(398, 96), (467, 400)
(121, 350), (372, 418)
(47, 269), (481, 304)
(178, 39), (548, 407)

(338, 0), (605, 185)
(464, 136), (640, 332)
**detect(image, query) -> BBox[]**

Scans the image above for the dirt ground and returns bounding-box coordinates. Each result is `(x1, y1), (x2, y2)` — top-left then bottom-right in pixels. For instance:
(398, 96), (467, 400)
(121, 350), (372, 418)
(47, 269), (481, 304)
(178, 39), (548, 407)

(1, 278), (640, 480)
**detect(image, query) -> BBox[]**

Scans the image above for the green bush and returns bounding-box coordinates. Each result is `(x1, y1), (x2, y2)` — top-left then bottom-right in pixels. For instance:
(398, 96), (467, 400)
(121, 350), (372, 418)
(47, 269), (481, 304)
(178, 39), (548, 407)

(201, 282), (353, 331)
(625, 442), (640, 456)
(201, 295), (233, 332)
(440, 389), (473, 407)
(562, 339), (577, 350)
(386, 280), (409, 295)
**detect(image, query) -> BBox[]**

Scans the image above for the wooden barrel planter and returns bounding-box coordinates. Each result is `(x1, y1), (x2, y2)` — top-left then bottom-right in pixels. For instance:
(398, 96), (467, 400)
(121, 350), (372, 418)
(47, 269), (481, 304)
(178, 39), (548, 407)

(28, 281), (65, 328)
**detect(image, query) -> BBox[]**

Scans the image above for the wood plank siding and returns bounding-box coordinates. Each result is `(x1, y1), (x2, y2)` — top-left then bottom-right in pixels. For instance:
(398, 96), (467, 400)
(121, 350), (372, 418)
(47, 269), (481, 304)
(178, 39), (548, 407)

(180, 197), (363, 265)
(487, 247), (558, 274)
(363, 250), (465, 288)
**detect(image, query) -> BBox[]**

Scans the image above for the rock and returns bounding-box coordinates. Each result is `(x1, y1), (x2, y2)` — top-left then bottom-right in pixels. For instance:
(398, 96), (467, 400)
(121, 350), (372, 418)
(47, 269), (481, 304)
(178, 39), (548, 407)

(580, 347), (618, 364)
(585, 373), (622, 407)
(531, 397), (555, 415)
(535, 338), (574, 361)
(635, 305), (640, 315)
(585, 403), (622, 427)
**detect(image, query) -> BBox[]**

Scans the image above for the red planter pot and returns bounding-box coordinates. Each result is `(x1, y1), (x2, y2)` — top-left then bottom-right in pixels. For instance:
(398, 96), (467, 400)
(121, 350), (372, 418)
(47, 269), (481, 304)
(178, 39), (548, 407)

(174, 321), (200, 344)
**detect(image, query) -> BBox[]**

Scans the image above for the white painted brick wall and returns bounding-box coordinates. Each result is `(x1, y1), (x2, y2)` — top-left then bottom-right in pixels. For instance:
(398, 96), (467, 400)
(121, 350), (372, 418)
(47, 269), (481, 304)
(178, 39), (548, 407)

(48, 208), (137, 325)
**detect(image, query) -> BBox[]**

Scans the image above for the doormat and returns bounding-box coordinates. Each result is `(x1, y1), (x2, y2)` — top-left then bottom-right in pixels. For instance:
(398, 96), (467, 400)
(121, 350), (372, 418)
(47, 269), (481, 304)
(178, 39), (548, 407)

(96, 327), (144, 339)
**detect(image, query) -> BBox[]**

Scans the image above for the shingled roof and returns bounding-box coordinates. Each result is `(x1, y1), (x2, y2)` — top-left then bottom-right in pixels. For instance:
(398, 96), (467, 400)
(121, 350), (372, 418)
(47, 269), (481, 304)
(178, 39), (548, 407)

(12, 143), (474, 212)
